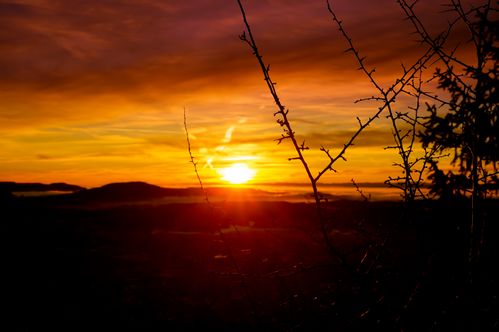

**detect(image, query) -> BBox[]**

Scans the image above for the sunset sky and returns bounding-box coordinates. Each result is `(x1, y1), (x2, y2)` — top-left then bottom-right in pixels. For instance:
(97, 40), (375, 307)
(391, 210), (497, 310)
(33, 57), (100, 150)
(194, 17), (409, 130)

(0, 0), (482, 191)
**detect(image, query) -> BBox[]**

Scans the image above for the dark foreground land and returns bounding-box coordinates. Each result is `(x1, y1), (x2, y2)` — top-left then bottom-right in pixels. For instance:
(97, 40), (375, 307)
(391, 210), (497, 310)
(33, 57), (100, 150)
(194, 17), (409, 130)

(3, 189), (499, 331)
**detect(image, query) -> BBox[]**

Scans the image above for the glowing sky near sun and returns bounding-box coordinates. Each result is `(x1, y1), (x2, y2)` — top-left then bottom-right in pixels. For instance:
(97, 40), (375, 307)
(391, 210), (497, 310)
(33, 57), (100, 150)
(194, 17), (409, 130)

(0, 0), (484, 189)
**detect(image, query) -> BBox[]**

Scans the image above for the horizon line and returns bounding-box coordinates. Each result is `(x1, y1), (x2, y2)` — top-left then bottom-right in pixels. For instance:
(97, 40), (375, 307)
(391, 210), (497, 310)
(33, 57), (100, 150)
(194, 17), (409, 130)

(1, 179), (399, 190)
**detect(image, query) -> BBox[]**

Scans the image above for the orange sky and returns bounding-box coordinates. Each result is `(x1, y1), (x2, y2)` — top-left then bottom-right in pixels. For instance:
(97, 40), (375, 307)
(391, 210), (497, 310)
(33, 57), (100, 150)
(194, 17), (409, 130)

(0, 0), (484, 191)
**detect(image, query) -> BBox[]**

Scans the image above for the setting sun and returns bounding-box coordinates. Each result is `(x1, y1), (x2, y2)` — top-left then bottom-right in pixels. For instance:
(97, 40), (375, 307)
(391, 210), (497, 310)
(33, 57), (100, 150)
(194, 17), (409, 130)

(219, 163), (256, 184)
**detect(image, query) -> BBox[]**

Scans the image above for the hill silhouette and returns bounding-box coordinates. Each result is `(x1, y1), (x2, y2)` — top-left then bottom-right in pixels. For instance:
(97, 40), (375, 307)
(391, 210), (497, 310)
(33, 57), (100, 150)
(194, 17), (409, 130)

(1, 181), (273, 205)
(73, 181), (176, 202)
(74, 182), (271, 201)
(0, 181), (85, 193)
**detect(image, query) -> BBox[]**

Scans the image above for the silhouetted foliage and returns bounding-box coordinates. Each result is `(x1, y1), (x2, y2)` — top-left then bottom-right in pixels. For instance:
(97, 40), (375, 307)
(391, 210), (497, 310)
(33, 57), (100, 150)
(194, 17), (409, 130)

(418, 2), (499, 198)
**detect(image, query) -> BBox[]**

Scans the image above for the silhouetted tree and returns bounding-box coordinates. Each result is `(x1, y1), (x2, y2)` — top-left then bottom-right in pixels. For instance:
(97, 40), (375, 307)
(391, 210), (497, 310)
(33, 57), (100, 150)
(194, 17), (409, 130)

(392, 0), (499, 199)
(395, 0), (498, 281)
(420, 4), (499, 198)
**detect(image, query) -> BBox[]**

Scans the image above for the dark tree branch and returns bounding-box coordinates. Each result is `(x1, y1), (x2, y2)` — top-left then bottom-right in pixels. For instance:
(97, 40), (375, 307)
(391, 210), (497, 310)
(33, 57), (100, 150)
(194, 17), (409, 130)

(236, 0), (350, 267)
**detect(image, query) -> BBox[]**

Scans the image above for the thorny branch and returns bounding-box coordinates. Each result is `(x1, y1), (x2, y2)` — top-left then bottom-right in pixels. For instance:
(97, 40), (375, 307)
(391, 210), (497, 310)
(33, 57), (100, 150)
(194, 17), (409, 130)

(183, 108), (210, 205)
(351, 178), (370, 202)
(396, 0), (483, 99)
(236, 0), (445, 261)
(327, 0), (444, 201)
(236, 0), (351, 266)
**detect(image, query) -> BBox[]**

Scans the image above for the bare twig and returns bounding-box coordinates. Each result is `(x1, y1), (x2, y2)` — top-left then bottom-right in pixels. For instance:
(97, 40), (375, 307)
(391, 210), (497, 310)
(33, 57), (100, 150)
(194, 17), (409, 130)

(183, 108), (259, 320)
(236, 0), (351, 267)
(183, 108), (210, 205)
(327, 0), (440, 202)
(351, 178), (370, 202)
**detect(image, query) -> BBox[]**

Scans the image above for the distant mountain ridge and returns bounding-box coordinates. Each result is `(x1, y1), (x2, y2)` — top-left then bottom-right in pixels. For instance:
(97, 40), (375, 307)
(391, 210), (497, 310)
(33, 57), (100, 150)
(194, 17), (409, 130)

(1, 181), (272, 203)
(73, 182), (271, 202)
(0, 181), (85, 193)
(73, 182), (185, 202)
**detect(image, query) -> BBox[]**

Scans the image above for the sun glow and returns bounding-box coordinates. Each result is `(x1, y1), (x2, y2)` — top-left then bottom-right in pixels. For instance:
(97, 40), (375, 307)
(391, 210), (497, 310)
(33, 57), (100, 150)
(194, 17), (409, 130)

(220, 163), (256, 184)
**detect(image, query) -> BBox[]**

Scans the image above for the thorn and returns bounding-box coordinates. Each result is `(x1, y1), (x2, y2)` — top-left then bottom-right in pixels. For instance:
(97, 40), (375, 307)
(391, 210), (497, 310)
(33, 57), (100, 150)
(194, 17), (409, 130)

(357, 117), (363, 127)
